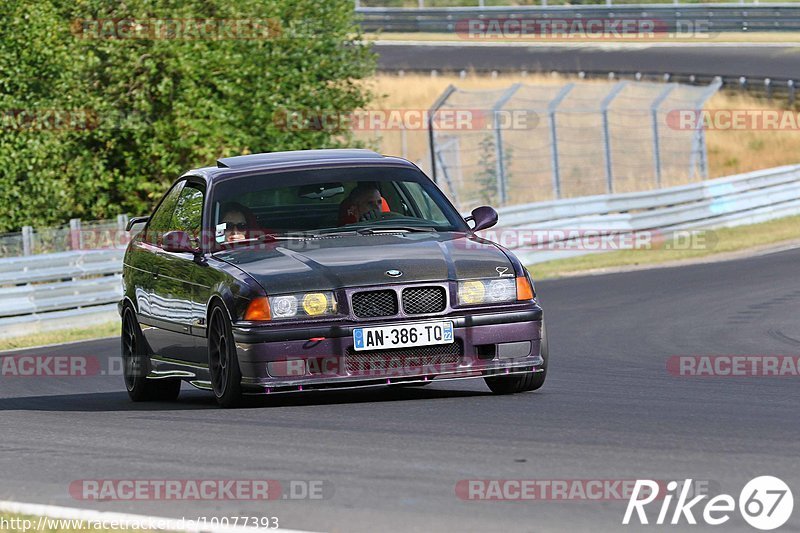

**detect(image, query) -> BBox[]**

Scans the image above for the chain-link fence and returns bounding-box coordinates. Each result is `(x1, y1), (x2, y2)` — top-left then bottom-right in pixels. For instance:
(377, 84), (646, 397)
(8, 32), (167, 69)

(428, 79), (720, 212)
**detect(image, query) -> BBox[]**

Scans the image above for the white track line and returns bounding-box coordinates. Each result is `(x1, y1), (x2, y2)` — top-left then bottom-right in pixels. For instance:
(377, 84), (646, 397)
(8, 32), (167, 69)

(0, 500), (317, 533)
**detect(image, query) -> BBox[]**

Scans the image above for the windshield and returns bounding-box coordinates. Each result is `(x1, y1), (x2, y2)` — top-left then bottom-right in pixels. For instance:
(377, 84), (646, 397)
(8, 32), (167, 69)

(209, 166), (467, 245)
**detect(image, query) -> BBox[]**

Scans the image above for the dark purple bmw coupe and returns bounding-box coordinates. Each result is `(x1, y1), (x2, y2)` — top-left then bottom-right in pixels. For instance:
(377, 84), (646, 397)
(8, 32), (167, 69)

(120, 149), (547, 407)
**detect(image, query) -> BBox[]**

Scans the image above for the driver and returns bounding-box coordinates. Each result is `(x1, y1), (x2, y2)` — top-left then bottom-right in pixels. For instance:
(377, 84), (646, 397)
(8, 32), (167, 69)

(219, 202), (255, 242)
(339, 182), (389, 224)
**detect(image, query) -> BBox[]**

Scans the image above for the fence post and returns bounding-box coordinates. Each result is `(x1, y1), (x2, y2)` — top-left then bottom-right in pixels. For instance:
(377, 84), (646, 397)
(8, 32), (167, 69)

(699, 127), (709, 179)
(21, 226), (33, 256)
(650, 84), (677, 188)
(428, 84), (457, 185)
(117, 214), (129, 231)
(400, 128), (408, 160)
(492, 83), (523, 207)
(435, 144), (460, 209)
(689, 78), (723, 180)
(547, 83), (575, 200)
(600, 81), (628, 194)
(69, 218), (83, 250)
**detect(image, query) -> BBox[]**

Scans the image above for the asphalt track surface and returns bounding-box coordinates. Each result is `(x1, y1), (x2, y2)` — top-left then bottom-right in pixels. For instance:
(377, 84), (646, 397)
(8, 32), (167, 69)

(375, 41), (800, 79)
(2, 247), (800, 532)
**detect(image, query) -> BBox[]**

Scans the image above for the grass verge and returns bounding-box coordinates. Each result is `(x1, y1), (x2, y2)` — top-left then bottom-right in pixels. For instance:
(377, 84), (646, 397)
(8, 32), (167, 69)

(526, 214), (800, 280)
(0, 321), (118, 352)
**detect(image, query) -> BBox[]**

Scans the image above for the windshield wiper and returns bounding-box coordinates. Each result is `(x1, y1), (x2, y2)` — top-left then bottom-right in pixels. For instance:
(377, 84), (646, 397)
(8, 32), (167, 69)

(213, 233), (314, 249)
(356, 226), (437, 234)
(304, 226), (439, 237)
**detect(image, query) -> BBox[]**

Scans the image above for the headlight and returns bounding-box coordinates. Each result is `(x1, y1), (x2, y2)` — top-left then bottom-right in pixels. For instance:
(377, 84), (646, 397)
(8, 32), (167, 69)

(269, 292), (337, 319)
(457, 277), (532, 306)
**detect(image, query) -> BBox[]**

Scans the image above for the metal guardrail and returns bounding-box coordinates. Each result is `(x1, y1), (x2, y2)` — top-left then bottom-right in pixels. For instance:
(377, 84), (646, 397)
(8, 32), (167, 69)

(357, 1), (794, 7)
(0, 215), (129, 258)
(0, 250), (125, 339)
(358, 4), (800, 32)
(491, 164), (800, 264)
(1, 164), (798, 339)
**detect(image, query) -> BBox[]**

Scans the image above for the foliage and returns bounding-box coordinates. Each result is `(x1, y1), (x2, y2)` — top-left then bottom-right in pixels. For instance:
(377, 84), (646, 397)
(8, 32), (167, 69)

(475, 132), (512, 206)
(0, 0), (375, 232)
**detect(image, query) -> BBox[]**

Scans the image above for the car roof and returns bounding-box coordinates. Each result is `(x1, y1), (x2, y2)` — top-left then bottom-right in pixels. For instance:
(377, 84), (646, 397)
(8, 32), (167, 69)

(182, 149), (419, 183)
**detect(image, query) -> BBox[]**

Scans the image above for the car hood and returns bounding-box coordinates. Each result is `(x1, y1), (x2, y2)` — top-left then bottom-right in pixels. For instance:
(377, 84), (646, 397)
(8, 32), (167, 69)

(213, 232), (514, 294)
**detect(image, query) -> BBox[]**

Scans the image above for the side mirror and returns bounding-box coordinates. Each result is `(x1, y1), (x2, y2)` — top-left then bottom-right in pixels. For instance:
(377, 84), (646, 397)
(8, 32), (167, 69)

(126, 216), (149, 232)
(162, 230), (199, 254)
(467, 206), (498, 232)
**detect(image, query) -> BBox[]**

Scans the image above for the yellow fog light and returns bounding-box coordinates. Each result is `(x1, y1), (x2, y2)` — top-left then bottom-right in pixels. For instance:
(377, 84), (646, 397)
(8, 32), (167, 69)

(458, 280), (486, 305)
(302, 293), (329, 316)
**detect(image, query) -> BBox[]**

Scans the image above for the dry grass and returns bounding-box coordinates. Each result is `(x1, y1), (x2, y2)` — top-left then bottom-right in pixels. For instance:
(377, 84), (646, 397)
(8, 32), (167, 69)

(0, 321), (118, 351)
(527, 214), (800, 279)
(358, 73), (800, 182)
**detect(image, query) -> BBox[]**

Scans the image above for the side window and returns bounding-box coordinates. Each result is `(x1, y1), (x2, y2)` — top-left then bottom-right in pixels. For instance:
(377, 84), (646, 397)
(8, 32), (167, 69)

(171, 184), (204, 237)
(146, 182), (184, 245)
(402, 181), (449, 224)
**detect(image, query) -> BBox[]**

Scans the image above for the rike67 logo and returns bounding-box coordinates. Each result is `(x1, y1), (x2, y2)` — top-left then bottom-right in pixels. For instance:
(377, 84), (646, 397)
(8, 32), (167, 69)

(624, 476), (793, 530)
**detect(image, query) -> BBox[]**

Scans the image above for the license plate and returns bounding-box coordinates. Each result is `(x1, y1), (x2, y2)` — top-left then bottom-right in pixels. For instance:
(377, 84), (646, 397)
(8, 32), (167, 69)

(353, 321), (454, 351)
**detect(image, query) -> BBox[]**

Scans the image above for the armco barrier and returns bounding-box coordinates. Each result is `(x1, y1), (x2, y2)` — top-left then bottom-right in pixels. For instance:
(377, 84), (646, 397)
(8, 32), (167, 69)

(0, 250), (124, 339)
(358, 4), (800, 33)
(493, 164), (800, 264)
(0, 164), (798, 339)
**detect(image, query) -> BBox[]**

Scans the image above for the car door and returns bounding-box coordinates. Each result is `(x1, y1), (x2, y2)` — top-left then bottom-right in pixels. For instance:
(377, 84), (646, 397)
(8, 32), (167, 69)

(140, 180), (206, 362)
(135, 181), (183, 336)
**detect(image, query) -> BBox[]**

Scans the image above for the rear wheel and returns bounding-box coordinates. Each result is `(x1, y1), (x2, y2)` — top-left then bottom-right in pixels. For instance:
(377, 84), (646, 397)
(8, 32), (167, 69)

(208, 305), (243, 408)
(121, 307), (181, 402)
(484, 321), (549, 395)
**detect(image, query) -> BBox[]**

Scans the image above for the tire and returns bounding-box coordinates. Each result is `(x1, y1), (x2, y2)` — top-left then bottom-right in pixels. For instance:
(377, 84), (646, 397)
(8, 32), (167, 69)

(121, 306), (181, 402)
(208, 304), (243, 408)
(484, 320), (549, 395)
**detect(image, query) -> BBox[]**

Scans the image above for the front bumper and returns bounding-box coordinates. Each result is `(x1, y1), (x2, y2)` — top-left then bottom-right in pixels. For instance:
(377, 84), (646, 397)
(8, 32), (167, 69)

(232, 307), (544, 392)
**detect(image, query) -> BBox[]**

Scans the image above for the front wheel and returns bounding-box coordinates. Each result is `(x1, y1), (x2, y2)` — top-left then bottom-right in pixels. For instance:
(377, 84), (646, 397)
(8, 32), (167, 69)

(484, 321), (549, 394)
(208, 304), (243, 408)
(121, 307), (181, 402)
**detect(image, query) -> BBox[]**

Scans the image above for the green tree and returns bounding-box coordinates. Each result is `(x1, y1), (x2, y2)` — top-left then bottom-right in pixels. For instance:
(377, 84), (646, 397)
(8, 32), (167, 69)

(0, 0), (375, 232)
